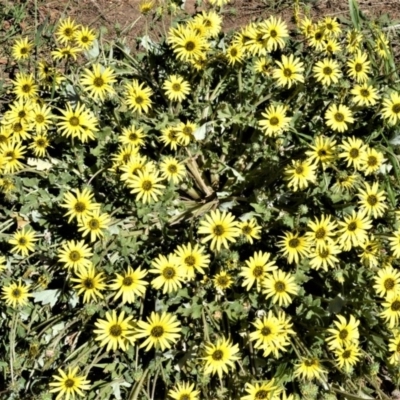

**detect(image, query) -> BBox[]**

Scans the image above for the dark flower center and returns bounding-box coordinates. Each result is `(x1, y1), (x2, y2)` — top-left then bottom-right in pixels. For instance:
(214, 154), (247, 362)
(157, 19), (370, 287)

(69, 116), (80, 127)
(342, 350), (351, 359)
(347, 221), (357, 231)
(253, 266), (264, 277)
(141, 180), (152, 191)
(185, 41), (196, 51)
(212, 349), (223, 360)
(83, 278), (94, 289)
(319, 248), (330, 258)
(339, 329), (348, 339)
(270, 29), (277, 38)
(109, 324), (122, 337)
(18, 237), (27, 245)
(391, 300), (400, 311)
(162, 267), (175, 279)
(304, 359), (316, 367)
(334, 112), (344, 122)
(18, 110), (26, 118)
(315, 228), (326, 239)
(64, 378), (75, 388)
(12, 289), (21, 298)
(367, 195), (377, 206)
(392, 104), (400, 114)
(213, 225), (225, 236)
(323, 66), (333, 75)
(230, 48), (238, 57)
(184, 255), (196, 266)
(69, 251), (81, 262)
(354, 63), (362, 72)
(20, 47), (28, 55)
(367, 156), (377, 166)
(349, 148), (359, 158)
(13, 123), (23, 133)
(360, 89), (370, 97)
(269, 116), (279, 126)
(274, 280), (286, 292)
(261, 326), (271, 336)
(88, 219), (100, 229)
(283, 68), (292, 78)
(74, 202), (86, 212)
(168, 164), (178, 173)
(22, 84), (32, 93)
(217, 276), (229, 286)
(93, 77), (105, 87)
(135, 96), (144, 105)
(172, 83), (181, 92)
(64, 28), (73, 37)
(385, 278), (395, 290)
(255, 390), (269, 399)
(150, 326), (164, 338)
(36, 114), (45, 123)
(242, 225), (252, 234)
(288, 238), (300, 248)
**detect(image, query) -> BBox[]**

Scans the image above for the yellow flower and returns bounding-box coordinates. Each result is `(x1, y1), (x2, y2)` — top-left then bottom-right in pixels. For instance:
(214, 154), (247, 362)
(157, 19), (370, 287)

(337, 210), (372, 251)
(284, 159), (317, 191)
(198, 209), (240, 251)
(382, 92), (400, 125)
(259, 104), (291, 137)
(278, 231), (310, 264)
(49, 367), (90, 399)
(2, 280), (31, 308)
(56, 18), (80, 44)
(347, 51), (371, 83)
(134, 312), (181, 351)
(263, 270), (298, 306)
(127, 169), (166, 204)
(9, 228), (37, 256)
(357, 181), (387, 219)
(93, 310), (135, 351)
(325, 104), (354, 132)
(124, 79), (153, 114)
(273, 54), (304, 88)
(293, 358), (325, 380)
(71, 264), (106, 303)
(326, 314), (360, 350)
(202, 337), (240, 378)
(163, 75), (191, 102)
(313, 58), (341, 86)
(77, 209), (111, 242)
(12, 37), (33, 61)
(80, 64), (116, 102)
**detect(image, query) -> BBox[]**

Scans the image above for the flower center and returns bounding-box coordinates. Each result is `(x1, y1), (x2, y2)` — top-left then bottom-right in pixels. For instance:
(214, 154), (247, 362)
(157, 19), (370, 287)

(384, 278), (395, 290)
(354, 63), (362, 72)
(217, 276), (229, 286)
(12, 289), (21, 298)
(260, 326), (271, 336)
(20, 47), (28, 55)
(36, 114), (45, 123)
(255, 390), (269, 399)
(69, 116), (80, 127)
(69, 251), (81, 262)
(213, 224), (225, 236)
(168, 164), (178, 173)
(88, 219), (100, 230)
(367, 156), (377, 166)
(184, 255), (196, 266)
(342, 350), (351, 359)
(253, 266), (264, 277)
(392, 103), (400, 114)
(185, 41), (195, 51)
(135, 96), (144, 104)
(349, 148), (359, 158)
(93, 77), (104, 87)
(274, 280), (286, 292)
(18, 237), (27, 245)
(83, 278), (94, 289)
(323, 66), (333, 75)
(172, 83), (181, 92)
(13, 123), (23, 133)
(319, 248), (330, 258)
(334, 112), (344, 122)
(367, 195), (377, 206)
(64, 28), (73, 37)
(242, 225), (252, 234)
(64, 378), (75, 388)
(109, 324), (122, 337)
(81, 36), (89, 43)
(347, 221), (357, 231)
(212, 349), (223, 361)
(129, 133), (138, 141)
(182, 127), (193, 136)
(295, 166), (304, 174)
(360, 89), (370, 97)
(304, 359), (316, 367)
(270, 29), (277, 38)
(391, 300), (400, 311)
(269, 116), (279, 126)
(74, 202), (86, 212)
(162, 266), (176, 279)
(141, 180), (153, 191)
(339, 329), (348, 339)
(288, 238), (299, 248)
(315, 228), (326, 239)
(18, 110), (26, 118)
(230, 48), (238, 57)
(150, 326), (164, 338)
(283, 68), (292, 78)
(179, 395), (190, 400)
(22, 84), (32, 93)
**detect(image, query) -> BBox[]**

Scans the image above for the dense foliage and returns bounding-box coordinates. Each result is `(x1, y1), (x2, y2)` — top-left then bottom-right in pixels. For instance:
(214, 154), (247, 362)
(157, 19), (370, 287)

(1, 0), (400, 399)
